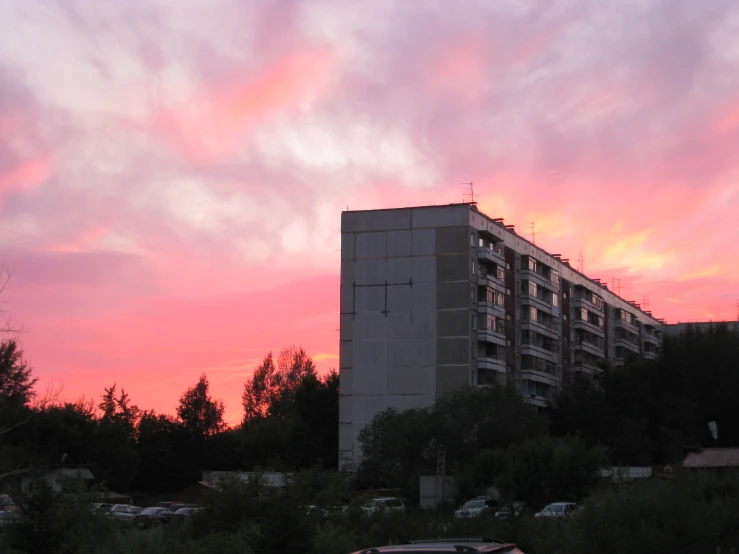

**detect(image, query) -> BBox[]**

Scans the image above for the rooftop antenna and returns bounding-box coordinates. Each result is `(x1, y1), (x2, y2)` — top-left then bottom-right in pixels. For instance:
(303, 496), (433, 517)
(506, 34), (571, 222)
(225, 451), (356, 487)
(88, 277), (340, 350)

(462, 182), (475, 203)
(526, 222), (539, 245)
(642, 295), (650, 312)
(615, 278), (621, 297)
(577, 251), (584, 273)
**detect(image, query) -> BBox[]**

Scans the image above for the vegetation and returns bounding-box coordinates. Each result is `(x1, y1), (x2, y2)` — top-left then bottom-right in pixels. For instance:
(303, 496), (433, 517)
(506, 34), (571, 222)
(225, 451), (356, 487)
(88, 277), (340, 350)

(1, 324), (739, 553)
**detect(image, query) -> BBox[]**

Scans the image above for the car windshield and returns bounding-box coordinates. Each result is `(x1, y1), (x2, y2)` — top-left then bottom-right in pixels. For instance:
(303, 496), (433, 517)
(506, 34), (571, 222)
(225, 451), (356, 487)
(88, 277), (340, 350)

(464, 500), (485, 509)
(141, 508), (163, 515)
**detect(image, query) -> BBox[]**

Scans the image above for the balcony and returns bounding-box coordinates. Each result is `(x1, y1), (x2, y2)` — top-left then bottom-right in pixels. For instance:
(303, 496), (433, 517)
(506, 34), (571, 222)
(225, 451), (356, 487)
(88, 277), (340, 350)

(574, 362), (602, 377)
(477, 245), (505, 266)
(614, 318), (640, 335)
(478, 357), (506, 373)
(521, 294), (553, 314)
(615, 338), (640, 354)
(524, 395), (550, 408)
(477, 301), (505, 319)
(574, 340), (605, 358)
(643, 351), (658, 361)
(521, 319), (560, 340)
(643, 332), (661, 346)
(520, 268), (557, 292)
(573, 295), (604, 314)
(478, 272), (506, 293)
(572, 319), (605, 338)
(520, 369), (560, 388)
(521, 344), (556, 362)
(478, 329), (506, 347)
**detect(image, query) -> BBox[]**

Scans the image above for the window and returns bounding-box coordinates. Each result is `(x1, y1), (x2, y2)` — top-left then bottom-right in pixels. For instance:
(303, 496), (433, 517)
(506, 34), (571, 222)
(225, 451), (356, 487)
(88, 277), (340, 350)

(506, 313), (512, 321)
(506, 262), (511, 270)
(506, 287), (512, 296)
(471, 314), (477, 331)
(496, 265), (505, 280)
(472, 260), (476, 275)
(527, 281), (538, 297)
(563, 292), (568, 300)
(552, 294), (559, 308)
(527, 257), (537, 271)
(471, 233), (476, 246)
(486, 287), (494, 303)
(496, 292), (505, 306)
(471, 285), (477, 303)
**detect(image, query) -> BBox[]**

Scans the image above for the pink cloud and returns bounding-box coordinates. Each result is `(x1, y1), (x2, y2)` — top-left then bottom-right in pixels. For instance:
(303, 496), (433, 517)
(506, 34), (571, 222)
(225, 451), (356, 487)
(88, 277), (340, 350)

(153, 48), (336, 163)
(0, 0), (737, 422)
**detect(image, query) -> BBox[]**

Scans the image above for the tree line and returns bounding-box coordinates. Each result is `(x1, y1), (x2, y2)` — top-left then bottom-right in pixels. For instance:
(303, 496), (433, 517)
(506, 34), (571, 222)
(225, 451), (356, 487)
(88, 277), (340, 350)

(0, 342), (338, 495)
(2, 324), (738, 499)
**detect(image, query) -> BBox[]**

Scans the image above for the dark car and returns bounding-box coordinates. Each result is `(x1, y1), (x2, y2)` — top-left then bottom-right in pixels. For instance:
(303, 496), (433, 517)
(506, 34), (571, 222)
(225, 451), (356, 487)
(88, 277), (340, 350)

(134, 507), (175, 528)
(349, 538), (523, 553)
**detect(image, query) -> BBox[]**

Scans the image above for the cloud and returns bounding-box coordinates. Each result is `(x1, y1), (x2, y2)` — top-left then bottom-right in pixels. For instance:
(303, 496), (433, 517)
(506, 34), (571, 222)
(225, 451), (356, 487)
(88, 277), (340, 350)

(0, 0), (737, 421)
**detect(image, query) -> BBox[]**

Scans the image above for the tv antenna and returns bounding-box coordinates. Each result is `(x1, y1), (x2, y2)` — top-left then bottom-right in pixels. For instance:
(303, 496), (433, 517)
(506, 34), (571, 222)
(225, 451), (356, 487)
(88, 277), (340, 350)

(462, 182), (475, 203)
(577, 251), (584, 273)
(526, 222), (539, 245)
(611, 277), (621, 297)
(642, 295), (650, 312)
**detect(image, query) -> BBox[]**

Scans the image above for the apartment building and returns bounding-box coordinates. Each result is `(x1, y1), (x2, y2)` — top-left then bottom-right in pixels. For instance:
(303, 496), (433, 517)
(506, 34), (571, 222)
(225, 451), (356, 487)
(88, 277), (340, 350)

(338, 203), (663, 471)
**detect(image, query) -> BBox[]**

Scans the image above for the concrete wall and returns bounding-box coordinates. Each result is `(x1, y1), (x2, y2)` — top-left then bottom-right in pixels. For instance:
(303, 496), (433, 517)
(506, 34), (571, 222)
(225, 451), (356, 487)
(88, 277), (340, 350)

(339, 205), (471, 471)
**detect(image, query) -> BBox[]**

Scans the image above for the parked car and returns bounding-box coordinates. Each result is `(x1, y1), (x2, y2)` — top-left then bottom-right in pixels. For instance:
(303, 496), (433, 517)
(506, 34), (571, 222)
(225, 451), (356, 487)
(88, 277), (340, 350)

(108, 504), (142, 524)
(362, 496), (405, 513)
(0, 510), (21, 526)
(90, 503), (113, 513)
(534, 502), (579, 518)
(135, 507), (175, 528)
(495, 502), (525, 520)
(0, 494), (18, 512)
(349, 538), (523, 553)
(173, 506), (203, 519)
(454, 497), (498, 519)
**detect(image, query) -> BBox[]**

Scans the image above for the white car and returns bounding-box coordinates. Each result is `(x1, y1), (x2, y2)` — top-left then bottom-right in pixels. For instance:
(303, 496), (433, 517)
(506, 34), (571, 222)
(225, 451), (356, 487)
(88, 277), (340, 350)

(454, 497), (497, 519)
(362, 497), (405, 513)
(108, 504), (142, 523)
(534, 502), (579, 518)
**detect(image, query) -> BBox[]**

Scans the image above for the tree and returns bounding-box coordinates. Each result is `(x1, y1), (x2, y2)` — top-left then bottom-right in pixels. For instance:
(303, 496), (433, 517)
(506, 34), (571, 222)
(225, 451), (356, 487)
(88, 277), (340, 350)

(0, 339), (37, 407)
(242, 352), (276, 423)
(355, 385), (548, 492)
(0, 260), (20, 334)
(238, 369), (339, 471)
(177, 374), (226, 437)
(242, 345), (317, 423)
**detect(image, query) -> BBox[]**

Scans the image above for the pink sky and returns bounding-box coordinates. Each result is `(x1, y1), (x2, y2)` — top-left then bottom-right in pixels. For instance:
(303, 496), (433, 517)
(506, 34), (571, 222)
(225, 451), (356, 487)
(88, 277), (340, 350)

(1, 0), (738, 425)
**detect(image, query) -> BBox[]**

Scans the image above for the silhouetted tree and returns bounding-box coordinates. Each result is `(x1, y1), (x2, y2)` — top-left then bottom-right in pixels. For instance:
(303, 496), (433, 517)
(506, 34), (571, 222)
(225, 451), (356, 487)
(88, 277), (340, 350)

(242, 345), (317, 423)
(177, 374), (226, 437)
(0, 339), (37, 407)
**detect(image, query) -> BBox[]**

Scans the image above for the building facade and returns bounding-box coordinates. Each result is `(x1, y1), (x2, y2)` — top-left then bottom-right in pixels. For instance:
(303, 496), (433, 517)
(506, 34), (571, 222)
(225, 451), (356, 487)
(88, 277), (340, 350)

(339, 203), (663, 471)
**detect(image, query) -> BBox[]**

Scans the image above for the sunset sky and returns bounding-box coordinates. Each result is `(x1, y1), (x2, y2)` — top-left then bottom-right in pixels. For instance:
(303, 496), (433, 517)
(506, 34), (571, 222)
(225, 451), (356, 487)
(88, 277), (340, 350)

(1, 0), (738, 424)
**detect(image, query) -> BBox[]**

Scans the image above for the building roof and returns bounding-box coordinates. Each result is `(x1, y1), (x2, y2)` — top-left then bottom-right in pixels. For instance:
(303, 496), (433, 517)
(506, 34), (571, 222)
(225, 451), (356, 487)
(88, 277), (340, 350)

(683, 448), (739, 468)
